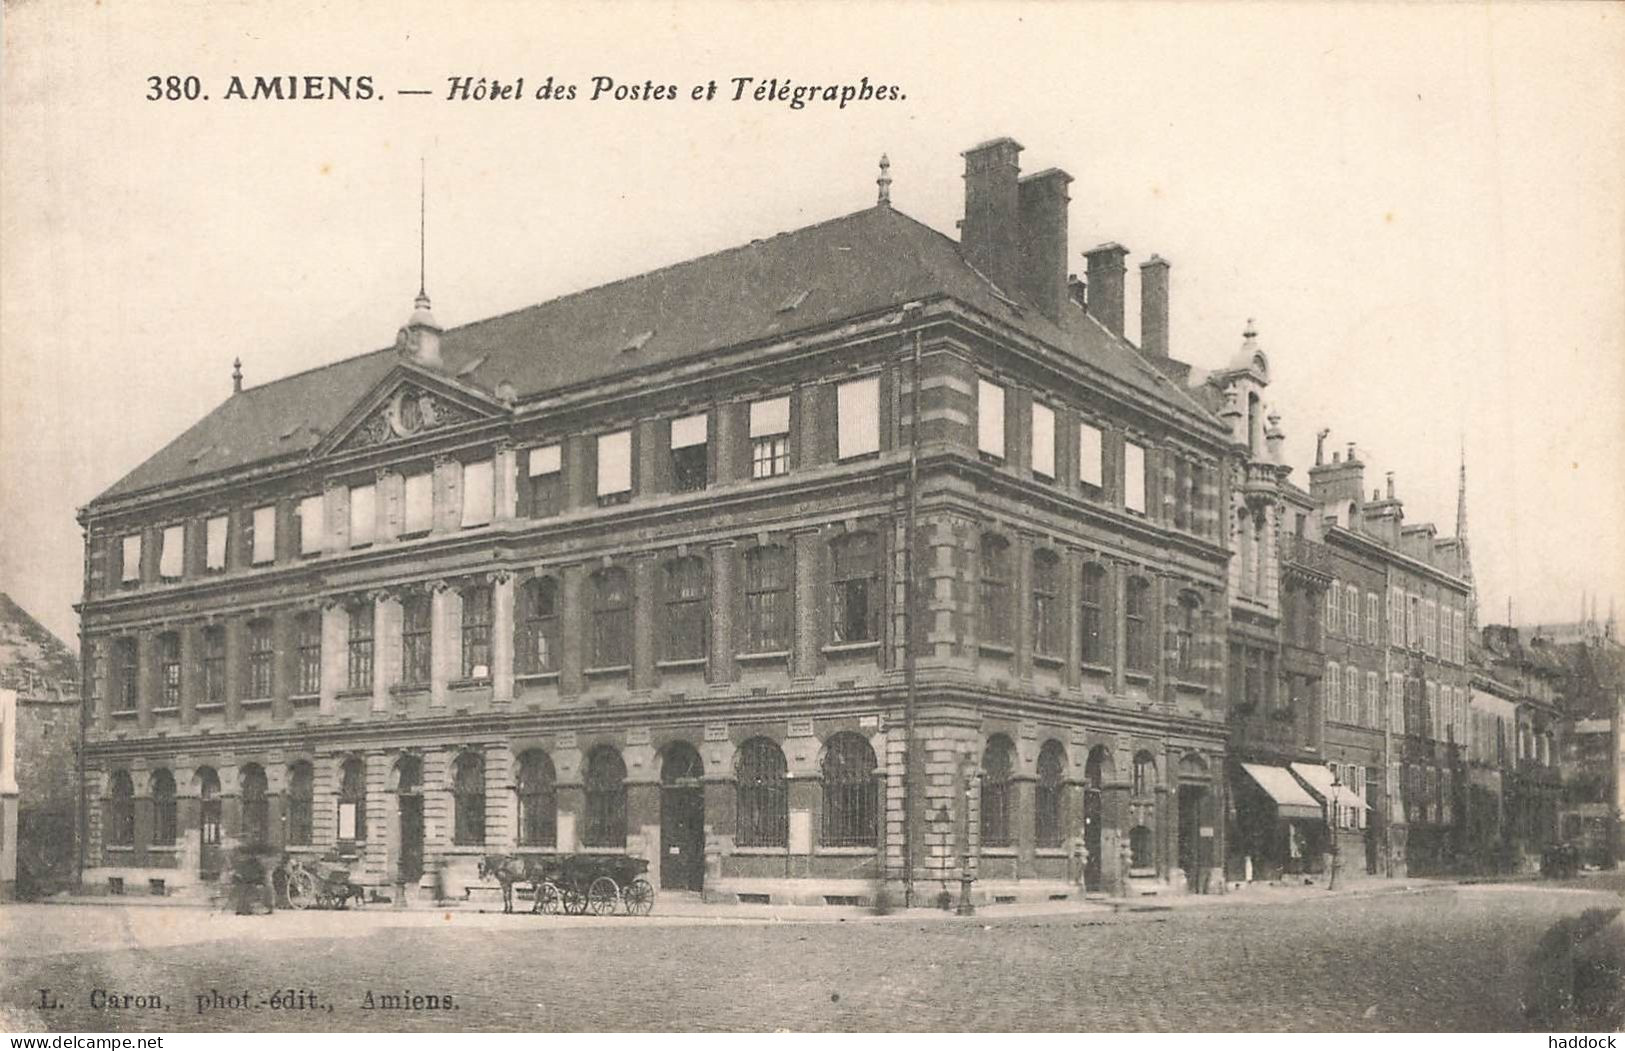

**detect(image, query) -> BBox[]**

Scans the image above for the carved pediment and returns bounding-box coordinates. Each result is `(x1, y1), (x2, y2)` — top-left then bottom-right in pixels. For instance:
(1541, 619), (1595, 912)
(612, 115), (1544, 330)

(331, 382), (486, 454)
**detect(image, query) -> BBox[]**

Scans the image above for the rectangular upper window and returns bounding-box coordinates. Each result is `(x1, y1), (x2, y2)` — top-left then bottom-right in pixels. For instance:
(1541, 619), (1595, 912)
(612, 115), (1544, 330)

(750, 398), (790, 479)
(461, 459), (494, 526)
(525, 446), (562, 517)
(349, 483), (377, 547)
(1031, 402), (1055, 479)
(1123, 441), (1147, 514)
(298, 495), (325, 555)
(205, 515), (228, 571)
(158, 525), (184, 579)
(977, 379), (1005, 458)
(749, 396), (790, 438)
(121, 534), (141, 583)
(836, 376), (880, 460)
(1078, 422), (1104, 489)
(251, 506), (276, 564)
(597, 430), (633, 497)
(403, 472), (432, 535)
(670, 413), (708, 492)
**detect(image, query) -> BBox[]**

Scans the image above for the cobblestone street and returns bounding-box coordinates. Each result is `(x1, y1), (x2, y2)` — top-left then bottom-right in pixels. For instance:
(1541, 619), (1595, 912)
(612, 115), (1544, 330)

(3, 881), (1620, 1032)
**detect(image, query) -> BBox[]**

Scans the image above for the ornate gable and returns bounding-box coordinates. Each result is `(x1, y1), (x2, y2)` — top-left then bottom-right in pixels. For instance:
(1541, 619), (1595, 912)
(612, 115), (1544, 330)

(319, 367), (505, 457)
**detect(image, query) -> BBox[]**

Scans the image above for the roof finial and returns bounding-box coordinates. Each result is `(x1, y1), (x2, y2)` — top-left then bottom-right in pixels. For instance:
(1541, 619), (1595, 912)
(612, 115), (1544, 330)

(1243, 317), (1257, 340)
(877, 153), (892, 207)
(231, 357), (243, 394)
(417, 155), (429, 308)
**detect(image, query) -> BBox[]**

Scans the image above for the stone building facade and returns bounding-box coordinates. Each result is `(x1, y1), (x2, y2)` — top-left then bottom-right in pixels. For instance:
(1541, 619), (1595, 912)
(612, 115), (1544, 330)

(77, 138), (1245, 906)
(0, 594), (82, 900)
(1305, 452), (1475, 877)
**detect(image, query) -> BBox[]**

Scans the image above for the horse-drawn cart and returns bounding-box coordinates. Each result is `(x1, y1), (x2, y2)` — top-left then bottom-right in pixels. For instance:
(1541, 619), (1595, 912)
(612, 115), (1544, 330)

(538, 854), (655, 916)
(478, 853), (655, 916)
(281, 855), (365, 910)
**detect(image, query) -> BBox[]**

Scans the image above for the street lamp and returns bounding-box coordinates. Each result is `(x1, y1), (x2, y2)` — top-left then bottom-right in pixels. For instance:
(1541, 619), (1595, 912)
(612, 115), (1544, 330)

(958, 774), (979, 916)
(1327, 770), (1343, 892)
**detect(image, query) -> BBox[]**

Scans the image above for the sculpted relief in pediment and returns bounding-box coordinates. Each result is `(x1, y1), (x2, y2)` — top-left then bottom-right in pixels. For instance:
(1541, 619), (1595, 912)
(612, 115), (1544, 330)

(336, 385), (481, 452)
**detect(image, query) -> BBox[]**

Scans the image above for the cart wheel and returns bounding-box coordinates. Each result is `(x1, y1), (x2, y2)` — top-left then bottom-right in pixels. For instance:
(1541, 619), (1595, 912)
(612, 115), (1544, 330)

(535, 881), (563, 915)
(285, 870), (315, 910)
(562, 884), (587, 915)
(622, 877), (655, 916)
(316, 891), (335, 909)
(587, 876), (620, 916)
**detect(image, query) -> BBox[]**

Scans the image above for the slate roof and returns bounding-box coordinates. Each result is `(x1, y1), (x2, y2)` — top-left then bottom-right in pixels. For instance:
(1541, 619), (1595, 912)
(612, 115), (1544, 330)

(0, 593), (79, 696)
(97, 205), (1218, 504)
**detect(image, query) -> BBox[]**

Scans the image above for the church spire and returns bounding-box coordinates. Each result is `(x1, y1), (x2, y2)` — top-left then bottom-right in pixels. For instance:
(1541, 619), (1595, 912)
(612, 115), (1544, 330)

(1455, 437), (1469, 542)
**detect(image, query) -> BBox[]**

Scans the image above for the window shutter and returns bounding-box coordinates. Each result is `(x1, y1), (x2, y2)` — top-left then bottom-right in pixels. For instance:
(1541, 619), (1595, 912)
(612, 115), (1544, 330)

(1123, 441), (1146, 513)
(298, 495), (324, 554)
(835, 377), (880, 460)
(1030, 402), (1055, 478)
(1078, 422), (1103, 488)
(671, 413), (708, 450)
(205, 516), (228, 570)
(749, 397), (790, 438)
(350, 484), (377, 545)
(595, 432), (632, 496)
(159, 525), (184, 579)
(976, 380), (1005, 457)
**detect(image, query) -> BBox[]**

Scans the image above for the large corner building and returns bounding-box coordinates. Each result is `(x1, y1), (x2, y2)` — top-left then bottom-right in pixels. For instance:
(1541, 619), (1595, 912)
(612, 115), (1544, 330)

(79, 138), (1256, 906)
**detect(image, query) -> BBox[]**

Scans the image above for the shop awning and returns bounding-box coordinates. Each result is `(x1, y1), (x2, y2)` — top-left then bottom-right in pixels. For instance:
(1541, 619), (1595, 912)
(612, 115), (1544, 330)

(1289, 762), (1371, 811)
(1239, 763), (1323, 820)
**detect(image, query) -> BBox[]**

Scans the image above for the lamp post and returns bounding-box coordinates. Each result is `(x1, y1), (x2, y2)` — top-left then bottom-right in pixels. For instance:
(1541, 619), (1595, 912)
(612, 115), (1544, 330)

(958, 774), (978, 915)
(1327, 770), (1343, 891)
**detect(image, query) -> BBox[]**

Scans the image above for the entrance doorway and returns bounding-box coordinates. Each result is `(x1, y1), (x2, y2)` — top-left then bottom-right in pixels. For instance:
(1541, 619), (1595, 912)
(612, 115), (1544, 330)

(395, 756), (424, 886)
(197, 767), (223, 879)
(660, 743), (705, 892)
(1082, 746), (1112, 892)
(1178, 783), (1212, 893)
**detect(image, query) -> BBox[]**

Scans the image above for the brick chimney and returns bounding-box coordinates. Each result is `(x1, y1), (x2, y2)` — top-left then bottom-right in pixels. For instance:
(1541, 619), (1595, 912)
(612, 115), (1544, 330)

(1139, 255), (1170, 356)
(1083, 243), (1128, 337)
(1309, 442), (1366, 529)
(959, 138), (1024, 297)
(1017, 168), (1073, 322)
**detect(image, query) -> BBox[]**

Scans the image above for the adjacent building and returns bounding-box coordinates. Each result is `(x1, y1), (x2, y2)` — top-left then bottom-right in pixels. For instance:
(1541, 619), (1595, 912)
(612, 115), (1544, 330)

(78, 138), (1255, 905)
(0, 593), (82, 900)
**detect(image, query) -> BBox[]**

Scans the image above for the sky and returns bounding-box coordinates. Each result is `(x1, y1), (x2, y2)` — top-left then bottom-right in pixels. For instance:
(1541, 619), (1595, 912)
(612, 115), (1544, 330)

(3, 0), (1623, 649)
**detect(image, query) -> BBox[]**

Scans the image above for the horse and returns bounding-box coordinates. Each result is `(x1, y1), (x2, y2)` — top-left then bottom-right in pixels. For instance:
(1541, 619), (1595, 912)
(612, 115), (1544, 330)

(477, 854), (544, 914)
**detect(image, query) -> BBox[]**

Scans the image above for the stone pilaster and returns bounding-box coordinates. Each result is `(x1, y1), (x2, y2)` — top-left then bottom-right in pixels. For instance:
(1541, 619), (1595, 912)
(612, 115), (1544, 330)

(319, 601), (347, 716)
(374, 591), (402, 713)
(490, 572), (515, 703)
(429, 581), (453, 708)
(708, 543), (735, 685)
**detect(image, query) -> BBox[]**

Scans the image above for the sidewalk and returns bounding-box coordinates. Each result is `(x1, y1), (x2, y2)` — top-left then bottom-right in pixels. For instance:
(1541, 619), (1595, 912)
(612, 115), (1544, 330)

(1096, 875), (1456, 912)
